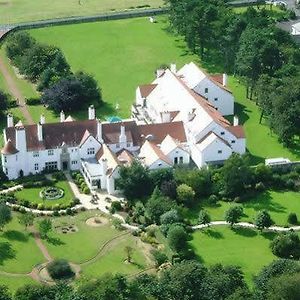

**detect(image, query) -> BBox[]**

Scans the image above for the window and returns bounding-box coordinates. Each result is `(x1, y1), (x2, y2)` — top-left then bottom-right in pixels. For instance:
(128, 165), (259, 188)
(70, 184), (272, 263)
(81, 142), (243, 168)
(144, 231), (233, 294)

(231, 140), (236, 144)
(126, 143), (131, 148)
(214, 98), (218, 101)
(45, 161), (58, 170)
(34, 163), (39, 171)
(174, 157), (178, 164)
(48, 149), (54, 156)
(33, 151), (39, 157)
(158, 163), (162, 167)
(205, 88), (208, 93)
(87, 148), (95, 155)
(218, 150), (222, 154)
(179, 156), (183, 164)
(220, 132), (225, 135)
(4, 156), (7, 163)
(5, 168), (8, 175)
(16, 155), (18, 161)
(71, 161), (78, 165)
(116, 144), (120, 149)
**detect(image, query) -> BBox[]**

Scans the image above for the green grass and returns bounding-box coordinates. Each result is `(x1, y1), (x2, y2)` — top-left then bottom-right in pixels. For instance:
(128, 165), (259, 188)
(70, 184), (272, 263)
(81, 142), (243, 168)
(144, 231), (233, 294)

(228, 76), (300, 164)
(40, 211), (122, 263)
(0, 214), (45, 274)
(0, 47), (58, 124)
(29, 16), (198, 119)
(0, 0), (164, 24)
(14, 180), (74, 209)
(190, 226), (277, 285)
(81, 235), (149, 278)
(185, 190), (300, 227)
(0, 275), (36, 293)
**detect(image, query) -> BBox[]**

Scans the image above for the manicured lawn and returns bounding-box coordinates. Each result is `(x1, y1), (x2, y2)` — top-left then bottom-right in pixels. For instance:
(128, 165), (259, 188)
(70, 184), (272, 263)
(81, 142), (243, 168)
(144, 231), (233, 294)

(0, 214), (45, 273)
(40, 211), (122, 263)
(81, 235), (150, 278)
(186, 190), (300, 227)
(228, 76), (300, 163)
(0, 275), (36, 293)
(0, 0), (164, 24)
(14, 180), (74, 209)
(29, 17), (198, 118)
(190, 226), (277, 285)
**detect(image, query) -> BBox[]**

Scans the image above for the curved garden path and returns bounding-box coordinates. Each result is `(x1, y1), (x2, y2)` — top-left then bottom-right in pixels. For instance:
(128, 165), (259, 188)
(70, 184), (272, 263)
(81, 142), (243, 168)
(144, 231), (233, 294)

(192, 221), (300, 231)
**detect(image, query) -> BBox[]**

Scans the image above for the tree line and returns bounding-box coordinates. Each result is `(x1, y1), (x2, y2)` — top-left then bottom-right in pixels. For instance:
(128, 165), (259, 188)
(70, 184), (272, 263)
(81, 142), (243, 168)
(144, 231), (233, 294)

(5, 32), (102, 112)
(0, 258), (299, 299)
(166, 0), (300, 145)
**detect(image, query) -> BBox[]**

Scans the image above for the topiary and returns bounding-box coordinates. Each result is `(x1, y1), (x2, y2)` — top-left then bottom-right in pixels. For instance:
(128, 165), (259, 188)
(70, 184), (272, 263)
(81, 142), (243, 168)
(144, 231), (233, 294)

(47, 259), (75, 280)
(83, 187), (90, 194)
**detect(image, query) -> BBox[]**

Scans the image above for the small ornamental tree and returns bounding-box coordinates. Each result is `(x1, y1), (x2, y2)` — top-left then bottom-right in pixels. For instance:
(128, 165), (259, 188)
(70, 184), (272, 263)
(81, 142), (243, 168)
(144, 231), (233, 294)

(270, 232), (300, 259)
(198, 210), (211, 226)
(176, 184), (195, 206)
(0, 203), (12, 231)
(124, 246), (134, 263)
(255, 210), (272, 231)
(38, 218), (52, 239)
(225, 206), (243, 227)
(47, 259), (75, 280)
(18, 212), (35, 230)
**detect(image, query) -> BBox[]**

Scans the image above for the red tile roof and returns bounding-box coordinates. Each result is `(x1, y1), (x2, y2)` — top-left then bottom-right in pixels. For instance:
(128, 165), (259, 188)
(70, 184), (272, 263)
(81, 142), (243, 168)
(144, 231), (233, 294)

(210, 74), (232, 94)
(1, 139), (18, 155)
(139, 84), (157, 98)
(227, 125), (245, 139)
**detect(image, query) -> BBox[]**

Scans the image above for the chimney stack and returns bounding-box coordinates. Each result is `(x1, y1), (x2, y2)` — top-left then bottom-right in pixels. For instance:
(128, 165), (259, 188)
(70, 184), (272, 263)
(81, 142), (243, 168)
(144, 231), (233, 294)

(222, 73), (228, 87)
(97, 119), (103, 143)
(60, 111), (65, 123)
(7, 114), (13, 128)
(233, 115), (239, 126)
(119, 125), (127, 145)
(37, 122), (43, 142)
(15, 122), (26, 152)
(170, 63), (177, 74)
(161, 111), (171, 123)
(40, 114), (45, 124)
(88, 105), (95, 120)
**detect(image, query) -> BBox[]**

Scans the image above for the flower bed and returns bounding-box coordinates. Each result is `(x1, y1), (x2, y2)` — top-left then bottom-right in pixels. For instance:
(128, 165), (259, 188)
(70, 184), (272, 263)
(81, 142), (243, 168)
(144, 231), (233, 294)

(40, 187), (64, 200)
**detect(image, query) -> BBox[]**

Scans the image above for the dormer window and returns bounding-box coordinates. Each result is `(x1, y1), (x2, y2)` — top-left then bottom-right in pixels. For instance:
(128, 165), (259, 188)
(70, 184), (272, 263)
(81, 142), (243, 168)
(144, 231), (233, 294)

(231, 140), (236, 144)
(221, 132), (225, 135)
(48, 150), (54, 156)
(218, 150), (222, 154)
(33, 151), (39, 157)
(205, 88), (208, 93)
(214, 98), (218, 101)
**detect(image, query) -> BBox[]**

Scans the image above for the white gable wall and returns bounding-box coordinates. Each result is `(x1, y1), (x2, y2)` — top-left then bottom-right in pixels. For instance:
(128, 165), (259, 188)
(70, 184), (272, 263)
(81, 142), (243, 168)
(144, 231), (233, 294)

(193, 78), (234, 116)
(166, 147), (190, 165)
(79, 136), (101, 160)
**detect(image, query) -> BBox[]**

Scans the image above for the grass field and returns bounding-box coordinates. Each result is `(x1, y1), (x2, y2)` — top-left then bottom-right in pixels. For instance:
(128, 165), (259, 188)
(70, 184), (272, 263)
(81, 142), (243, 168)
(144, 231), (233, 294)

(0, 0), (164, 24)
(0, 275), (36, 293)
(29, 17), (197, 119)
(14, 180), (74, 209)
(0, 214), (45, 273)
(190, 226), (277, 285)
(185, 190), (300, 227)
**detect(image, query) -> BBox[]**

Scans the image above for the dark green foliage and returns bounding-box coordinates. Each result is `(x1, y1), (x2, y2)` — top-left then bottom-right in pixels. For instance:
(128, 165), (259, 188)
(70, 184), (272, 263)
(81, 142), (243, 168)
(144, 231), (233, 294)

(0, 203), (12, 231)
(198, 209), (211, 226)
(151, 249), (168, 267)
(41, 73), (101, 112)
(254, 259), (300, 300)
(47, 259), (75, 280)
(117, 160), (153, 201)
(219, 154), (253, 197)
(167, 224), (188, 252)
(176, 184), (195, 206)
(255, 210), (272, 231)
(225, 206), (243, 227)
(160, 209), (181, 235)
(110, 201), (122, 212)
(0, 285), (12, 300)
(145, 188), (175, 224)
(0, 90), (9, 112)
(288, 213), (298, 225)
(149, 168), (174, 188)
(38, 218), (52, 239)
(270, 232), (300, 259)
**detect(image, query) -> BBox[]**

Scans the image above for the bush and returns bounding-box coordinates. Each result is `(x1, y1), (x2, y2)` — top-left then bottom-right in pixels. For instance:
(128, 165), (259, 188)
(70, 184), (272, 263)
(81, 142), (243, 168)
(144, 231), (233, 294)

(83, 187), (90, 194)
(288, 213), (298, 225)
(37, 203), (45, 210)
(25, 97), (41, 105)
(111, 201), (122, 212)
(72, 198), (80, 205)
(270, 232), (300, 259)
(112, 218), (123, 230)
(207, 194), (218, 205)
(255, 182), (266, 192)
(47, 259), (75, 280)
(52, 210), (60, 217)
(151, 249), (168, 267)
(66, 208), (73, 215)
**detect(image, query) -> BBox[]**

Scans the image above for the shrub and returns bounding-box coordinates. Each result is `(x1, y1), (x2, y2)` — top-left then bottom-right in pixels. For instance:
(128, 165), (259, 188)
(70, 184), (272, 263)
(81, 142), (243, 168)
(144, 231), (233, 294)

(25, 97), (41, 105)
(167, 224), (188, 253)
(111, 201), (122, 212)
(47, 259), (75, 280)
(255, 182), (266, 192)
(151, 249), (168, 267)
(37, 203), (45, 210)
(83, 187), (90, 194)
(288, 213), (298, 225)
(66, 208), (73, 215)
(72, 198), (80, 205)
(207, 194), (218, 205)
(176, 184), (195, 206)
(112, 218), (123, 230)
(53, 211), (60, 217)
(270, 232), (300, 259)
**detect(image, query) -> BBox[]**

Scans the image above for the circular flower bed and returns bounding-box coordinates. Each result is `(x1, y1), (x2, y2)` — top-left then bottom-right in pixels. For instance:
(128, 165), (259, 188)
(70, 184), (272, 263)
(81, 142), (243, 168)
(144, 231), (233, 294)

(40, 187), (64, 200)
